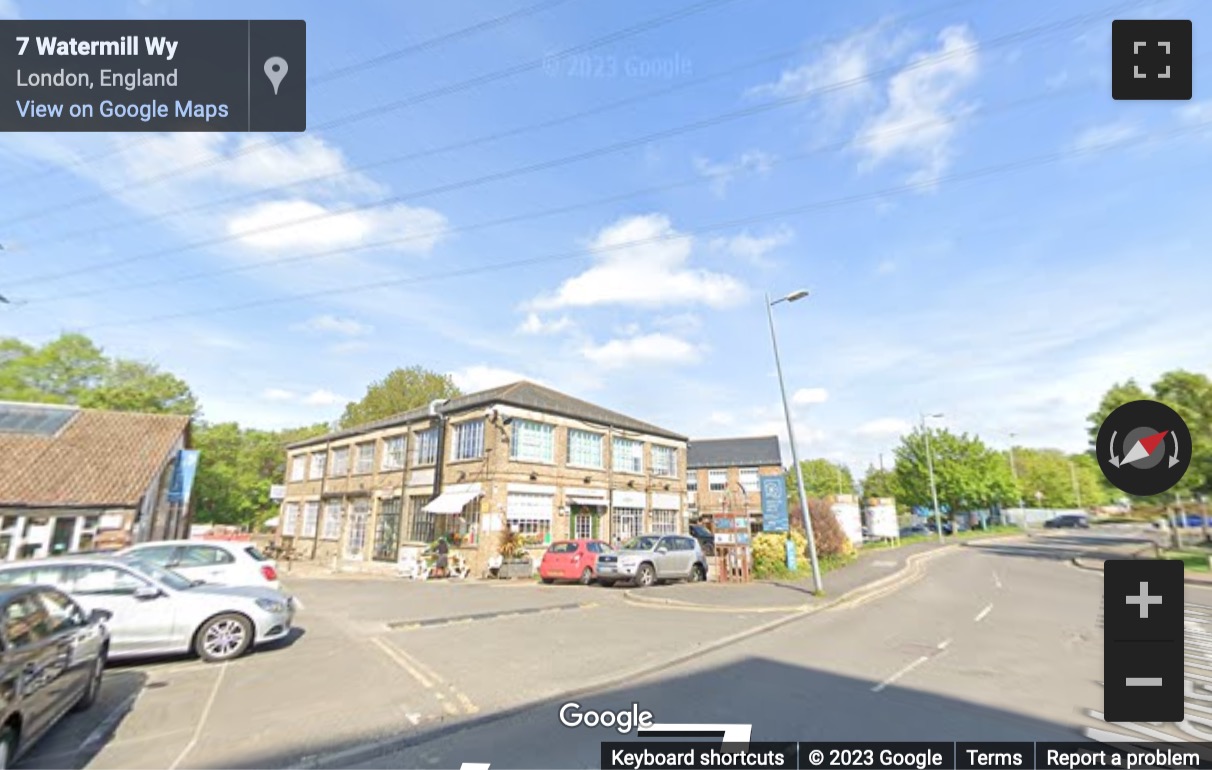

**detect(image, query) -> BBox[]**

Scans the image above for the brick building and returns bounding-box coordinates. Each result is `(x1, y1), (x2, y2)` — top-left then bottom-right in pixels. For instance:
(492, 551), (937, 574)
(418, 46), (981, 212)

(277, 381), (688, 575)
(0, 401), (194, 557)
(686, 436), (783, 527)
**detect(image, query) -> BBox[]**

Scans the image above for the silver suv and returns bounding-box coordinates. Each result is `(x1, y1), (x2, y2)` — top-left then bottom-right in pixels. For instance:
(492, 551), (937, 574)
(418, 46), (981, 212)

(596, 534), (708, 588)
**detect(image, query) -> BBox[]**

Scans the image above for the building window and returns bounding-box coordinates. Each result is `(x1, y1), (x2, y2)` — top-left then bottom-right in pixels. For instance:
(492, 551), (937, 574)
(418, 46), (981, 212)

(708, 469), (727, 491)
(415, 428), (439, 465)
(308, 452), (326, 480)
(453, 420), (485, 460)
(302, 502), (319, 538)
(567, 429), (604, 468)
(409, 496), (434, 543)
(612, 438), (643, 474)
(651, 510), (678, 534)
(381, 436), (406, 471)
(321, 500), (342, 540)
(652, 446), (677, 477)
(354, 442), (375, 475)
(506, 493), (553, 545)
(510, 420), (555, 463)
(289, 456), (306, 482)
(687, 474), (698, 491)
(282, 503), (300, 536)
(373, 498), (402, 562)
(330, 447), (350, 476)
(574, 515), (593, 539)
(739, 468), (760, 493)
(347, 499), (370, 555)
(611, 508), (643, 543)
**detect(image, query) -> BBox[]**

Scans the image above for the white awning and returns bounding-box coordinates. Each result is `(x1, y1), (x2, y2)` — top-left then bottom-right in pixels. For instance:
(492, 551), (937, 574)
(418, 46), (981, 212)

(567, 495), (607, 507)
(423, 490), (481, 514)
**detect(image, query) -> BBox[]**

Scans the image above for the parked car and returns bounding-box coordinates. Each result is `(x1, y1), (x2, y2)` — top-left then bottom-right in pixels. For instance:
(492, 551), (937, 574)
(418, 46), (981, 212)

(539, 539), (613, 585)
(595, 534), (709, 588)
(0, 584), (111, 768)
(0, 555), (296, 662)
(899, 524), (931, 537)
(688, 524), (716, 556)
(120, 539), (281, 590)
(1044, 514), (1090, 529)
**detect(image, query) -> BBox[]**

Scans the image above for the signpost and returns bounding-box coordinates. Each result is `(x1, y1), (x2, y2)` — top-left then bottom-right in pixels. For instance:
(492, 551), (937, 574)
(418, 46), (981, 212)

(760, 476), (789, 532)
(867, 498), (898, 540)
(712, 514), (752, 582)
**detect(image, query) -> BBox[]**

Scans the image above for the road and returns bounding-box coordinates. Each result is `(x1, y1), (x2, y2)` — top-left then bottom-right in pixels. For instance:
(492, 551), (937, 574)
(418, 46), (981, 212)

(339, 530), (1145, 769)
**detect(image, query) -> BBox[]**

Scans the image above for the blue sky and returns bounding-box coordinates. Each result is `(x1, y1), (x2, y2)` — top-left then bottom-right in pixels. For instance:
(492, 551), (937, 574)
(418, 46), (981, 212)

(1, 0), (1210, 476)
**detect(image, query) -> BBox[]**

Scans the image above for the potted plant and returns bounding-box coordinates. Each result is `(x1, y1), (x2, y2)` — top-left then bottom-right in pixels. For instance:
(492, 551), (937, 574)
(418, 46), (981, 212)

(497, 522), (533, 579)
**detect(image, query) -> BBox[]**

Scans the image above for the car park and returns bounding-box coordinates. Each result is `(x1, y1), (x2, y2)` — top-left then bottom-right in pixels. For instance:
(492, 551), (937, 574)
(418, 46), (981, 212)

(1044, 514), (1090, 529)
(538, 539), (613, 584)
(120, 539), (282, 589)
(0, 584), (111, 768)
(0, 554), (296, 662)
(595, 534), (709, 588)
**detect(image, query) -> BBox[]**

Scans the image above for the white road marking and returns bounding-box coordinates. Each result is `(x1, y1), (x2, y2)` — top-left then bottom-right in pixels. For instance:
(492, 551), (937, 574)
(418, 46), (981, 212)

(406, 713), (421, 726)
(993, 571), (1003, 589)
(937, 638), (952, 650)
(872, 656), (930, 693)
(80, 688), (143, 751)
(167, 661), (228, 770)
(974, 604), (994, 623)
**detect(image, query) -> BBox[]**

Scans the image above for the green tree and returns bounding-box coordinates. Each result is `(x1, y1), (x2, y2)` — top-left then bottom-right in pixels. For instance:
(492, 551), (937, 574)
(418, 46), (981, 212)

(893, 427), (1015, 513)
(1005, 447), (1110, 509)
(785, 458), (855, 503)
(861, 465), (898, 500)
(339, 366), (462, 428)
(80, 359), (198, 416)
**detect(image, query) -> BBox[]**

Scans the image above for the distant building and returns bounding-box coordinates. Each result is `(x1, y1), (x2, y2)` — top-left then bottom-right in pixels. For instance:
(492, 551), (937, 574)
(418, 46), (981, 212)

(278, 381), (688, 575)
(687, 436), (783, 527)
(0, 401), (194, 557)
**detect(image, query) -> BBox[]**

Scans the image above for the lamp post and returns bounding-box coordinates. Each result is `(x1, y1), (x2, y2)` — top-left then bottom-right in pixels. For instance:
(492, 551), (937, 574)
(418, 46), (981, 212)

(1069, 461), (1082, 510)
(766, 289), (823, 593)
(1008, 433), (1027, 530)
(921, 412), (944, 544)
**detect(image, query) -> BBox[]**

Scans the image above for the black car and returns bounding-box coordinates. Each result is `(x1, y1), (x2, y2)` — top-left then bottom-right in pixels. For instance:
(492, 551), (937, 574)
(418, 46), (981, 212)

(0, 585), (111, 768)
(689, 524), (716, 556)
(1045, 514), (1090, 529)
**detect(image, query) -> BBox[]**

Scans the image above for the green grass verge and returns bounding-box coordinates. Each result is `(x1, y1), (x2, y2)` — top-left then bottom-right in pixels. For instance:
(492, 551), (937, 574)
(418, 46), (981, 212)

(1162, 550), (1212, 572)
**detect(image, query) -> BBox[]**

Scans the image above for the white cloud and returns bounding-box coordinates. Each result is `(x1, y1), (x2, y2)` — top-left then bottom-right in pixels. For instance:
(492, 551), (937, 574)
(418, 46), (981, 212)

(708, 411), (736, 426)
(328, 340), (372, 355)
(449, 365), (535, 393)
(1177, 100), (1212, 125)
(853, 25), (980, 187)
(294, 314), (373, 336)
(0, 0), (19, 19)
(581, 333), (703, 369)
(652, 313), (702, 335)
(876, 258), (897, 275)
(529, 214), (746, 310)
(303, 389), (346, 406)
(711, 226), (794, 265)
(517, 312), (574, 335)
(693, 150), (774, 197)
(1069, 121), (1141, 154)
(262, 388), (296, 402)
(856, 417), (912, 437)
(226, 199), (447, 254)
(792, 387), (829, 405)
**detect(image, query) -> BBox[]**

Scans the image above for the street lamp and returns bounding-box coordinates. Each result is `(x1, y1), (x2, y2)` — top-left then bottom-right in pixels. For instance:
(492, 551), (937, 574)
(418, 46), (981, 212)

(766, 289), (823, 593)
(921, 412), (944, 543)
(1008, 432), (1027, 529)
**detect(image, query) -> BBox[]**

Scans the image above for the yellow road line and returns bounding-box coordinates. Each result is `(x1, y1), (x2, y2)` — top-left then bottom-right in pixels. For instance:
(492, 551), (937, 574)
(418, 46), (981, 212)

(372, 636), (479, 715)
(370, 636), (433, 689)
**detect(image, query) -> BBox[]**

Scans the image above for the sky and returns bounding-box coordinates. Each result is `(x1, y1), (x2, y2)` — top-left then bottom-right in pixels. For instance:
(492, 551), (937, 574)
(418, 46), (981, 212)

(1, 0), (1210, 478)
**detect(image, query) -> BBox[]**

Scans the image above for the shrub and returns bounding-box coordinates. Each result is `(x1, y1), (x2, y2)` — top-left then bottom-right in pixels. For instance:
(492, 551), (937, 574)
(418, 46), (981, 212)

(752, 531), (807, 578)
(790, 500), (856, 559)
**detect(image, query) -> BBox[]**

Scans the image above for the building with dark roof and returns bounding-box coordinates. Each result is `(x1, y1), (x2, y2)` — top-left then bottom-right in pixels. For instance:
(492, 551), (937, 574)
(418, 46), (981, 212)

(0, 401), (193, 558)
(279, 381), (689, 574)
(686, 435), (784, 525)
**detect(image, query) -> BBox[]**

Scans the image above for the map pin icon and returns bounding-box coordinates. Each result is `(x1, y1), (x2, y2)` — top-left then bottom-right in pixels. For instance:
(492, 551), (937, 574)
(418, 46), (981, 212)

(264, 56), (288, 95)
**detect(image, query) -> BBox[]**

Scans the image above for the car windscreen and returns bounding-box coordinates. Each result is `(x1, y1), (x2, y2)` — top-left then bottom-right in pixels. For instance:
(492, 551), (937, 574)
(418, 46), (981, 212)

(116, 556), (194, 591)
(243, 546), (269, 562)
(547, 542), (577, 554)
(622, 536), (661, 551)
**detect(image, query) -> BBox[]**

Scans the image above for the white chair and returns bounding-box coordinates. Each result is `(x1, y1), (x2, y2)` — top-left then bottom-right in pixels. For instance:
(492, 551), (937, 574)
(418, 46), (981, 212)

(450, 554), (471, 580)
(397, 547), (428, 580)
(485, 554), (503, 579)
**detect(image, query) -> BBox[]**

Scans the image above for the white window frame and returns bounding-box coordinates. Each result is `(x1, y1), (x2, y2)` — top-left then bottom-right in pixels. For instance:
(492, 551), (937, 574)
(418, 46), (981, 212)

(708, 469), (727, 491)
(330, 446), (350, 476)
(381, 436), (406, 471)
(354, 442), (375, 475)
(651, 445), (677, 477)
(289, 456), (306, 482)
(567, 429), (604, 468)
(738, 467), (760, 493)
(510, 419), (555, 463)
(282, 503), (300, 535)
(347, 499), (370, 554)
(453, 420), (485, 461)
(610, 508), (643, 543)
(321, 500), (342, 540)
(302, 502), (319, 538)
(415, 428), (439, 465)
(506, 493), (553, 545)
(687, 473), (698, 491)
(651, 510), (678, 534)
(612, 437), (643, 474)
(308, 452), (326, 480)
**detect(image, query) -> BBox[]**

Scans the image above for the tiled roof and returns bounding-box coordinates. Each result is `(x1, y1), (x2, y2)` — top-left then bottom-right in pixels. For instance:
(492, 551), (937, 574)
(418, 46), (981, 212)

(687, 436), (782, 469)
(288, 381), (687, 449)
(0, 405), (189, 508)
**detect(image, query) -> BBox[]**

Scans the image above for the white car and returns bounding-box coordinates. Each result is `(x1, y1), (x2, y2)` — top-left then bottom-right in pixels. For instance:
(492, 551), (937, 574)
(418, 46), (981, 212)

(120, 539), (282, 590)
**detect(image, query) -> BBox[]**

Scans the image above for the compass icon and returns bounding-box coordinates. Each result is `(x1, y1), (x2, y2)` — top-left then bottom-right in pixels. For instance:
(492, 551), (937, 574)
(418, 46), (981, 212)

(1096, 399), (1191, 496)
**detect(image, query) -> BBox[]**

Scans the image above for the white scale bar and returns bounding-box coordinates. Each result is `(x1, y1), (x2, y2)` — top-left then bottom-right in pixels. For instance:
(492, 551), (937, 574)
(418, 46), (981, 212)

(1126, 677), (1164, 686)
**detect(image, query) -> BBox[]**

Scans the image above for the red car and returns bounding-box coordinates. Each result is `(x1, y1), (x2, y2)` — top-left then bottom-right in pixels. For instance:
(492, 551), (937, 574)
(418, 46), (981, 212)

(539, 539), (613, 585)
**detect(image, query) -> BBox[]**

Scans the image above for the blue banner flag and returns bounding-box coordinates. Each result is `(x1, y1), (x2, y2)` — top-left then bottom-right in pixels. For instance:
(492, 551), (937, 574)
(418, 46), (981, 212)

(760, 475), (790, 532)
(168, 449), (201, 506)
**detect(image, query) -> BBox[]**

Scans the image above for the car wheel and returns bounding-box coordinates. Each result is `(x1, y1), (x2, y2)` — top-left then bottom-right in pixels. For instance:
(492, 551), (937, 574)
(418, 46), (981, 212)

(688, 563), (706, 583)
(195, 613), (253, 662)
(72, 649), (106, 712)
(0, 724), (17, 769)
(578, 568), (594, 586)
(635, 563), (656, 588)
(540, 577), (555, 584)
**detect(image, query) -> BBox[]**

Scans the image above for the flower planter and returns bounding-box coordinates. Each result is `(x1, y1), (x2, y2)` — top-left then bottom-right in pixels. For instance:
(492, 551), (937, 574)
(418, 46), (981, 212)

(498, 558), (533, 579)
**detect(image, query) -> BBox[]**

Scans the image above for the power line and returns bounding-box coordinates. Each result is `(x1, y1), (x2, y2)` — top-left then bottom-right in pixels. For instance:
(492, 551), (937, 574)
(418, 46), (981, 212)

(29, 119), (1209, 335)
(0, 0), (741, 226)
(5, 1), (1139, 289)
(24, 85), (1080, 304)
(12, 0), (975, 253)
